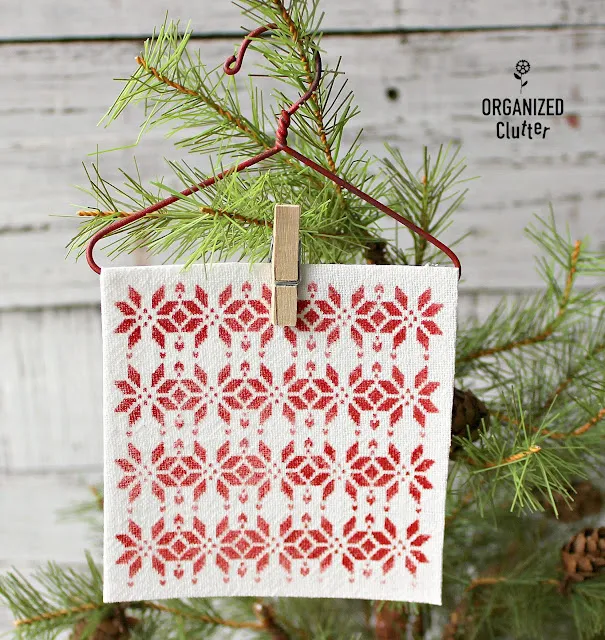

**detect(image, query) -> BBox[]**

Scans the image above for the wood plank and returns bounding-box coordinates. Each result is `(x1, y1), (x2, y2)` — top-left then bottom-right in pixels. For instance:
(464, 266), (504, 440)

(1, 29), (604, 309)
(0, 473), (99, 569)
(0, 0), (396, 40)
(0, 308), (103, 471)
(1, 0), (604, 40)
(0, 471), (98, 633)
(0, 472), (98, 632)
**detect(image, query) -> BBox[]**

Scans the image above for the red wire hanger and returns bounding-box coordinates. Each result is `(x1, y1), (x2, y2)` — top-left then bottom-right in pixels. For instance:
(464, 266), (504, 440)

(86, 24), (461, 278)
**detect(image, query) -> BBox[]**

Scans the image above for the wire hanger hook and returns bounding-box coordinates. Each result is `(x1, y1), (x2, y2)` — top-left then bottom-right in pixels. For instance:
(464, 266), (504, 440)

(86, 24), (461, 278)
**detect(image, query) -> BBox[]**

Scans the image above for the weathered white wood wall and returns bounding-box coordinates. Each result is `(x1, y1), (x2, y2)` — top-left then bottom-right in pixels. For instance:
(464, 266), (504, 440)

(1, 0), (604, 629)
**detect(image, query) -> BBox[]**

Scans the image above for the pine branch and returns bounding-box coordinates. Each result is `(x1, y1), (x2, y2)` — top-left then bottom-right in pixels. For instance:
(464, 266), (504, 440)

(134, 52), (267, 147)
(1, 556), (311, 639)
(458, 239), (582, 364)
(270, 0), (341, 186)
(380, 143), (472, 263)
(545, 407), (605, 439)
(483, 444), (542, 468)
(144, 601), (266, 631)
(78, 204), (271, 228)
(453, 393), (600, 515)
(541, 340), (605, 413)
(0, 553), (107, 638)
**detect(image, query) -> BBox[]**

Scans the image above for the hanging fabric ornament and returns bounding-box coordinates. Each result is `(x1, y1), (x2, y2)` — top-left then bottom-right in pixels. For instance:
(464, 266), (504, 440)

(101, 261), (457, 604)
(88, 25), (461, 606)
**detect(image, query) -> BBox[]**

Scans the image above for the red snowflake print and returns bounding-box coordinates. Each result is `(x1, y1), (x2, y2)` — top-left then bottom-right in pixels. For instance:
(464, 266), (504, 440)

(218, 282), (273, 354)
(281, 439), (336, 508)
(348, 363), (402, 433)
(406, 445), (435, 504)
(350, 284), (393, 356)
(153, 440), (209, 506)
(348, 363), (440, 435)
(152, 362), (208, 432)
(345, 440), (397, 510)
(114, 364), (153, 433)
(114, 283), (216, 353)
(114, 286), (146, 350)
(116, 520), (148, 583)
(115, 443), (166, 509)
(401, 520), (430, 576)
(345, 441), (435, 509)
(216, 438), (275, 509)
(217, 361), (282, 431)
(153, 514), (208, 581)
(293, 282), (351, 355)
(149, 283), (215, 351)
(409, 367), (440, 430)
(382, 287), (443, 354)
(342, 514), (397, 577)
(116, 443), (147, 506)
(215, 513), (271, 578)
(282, 362), (340, 432)
(116, 516), (207, 585)
(279, 513), (333, 576)
(115, 363), (209, 435)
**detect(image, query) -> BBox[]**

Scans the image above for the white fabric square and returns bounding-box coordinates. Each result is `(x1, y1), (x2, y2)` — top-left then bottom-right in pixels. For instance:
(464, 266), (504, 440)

(101, 263), (457, 604)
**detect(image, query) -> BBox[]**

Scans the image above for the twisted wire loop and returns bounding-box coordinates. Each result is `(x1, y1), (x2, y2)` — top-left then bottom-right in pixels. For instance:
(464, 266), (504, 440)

(276, 110), (291, 147)
(85, 24), (461, 277)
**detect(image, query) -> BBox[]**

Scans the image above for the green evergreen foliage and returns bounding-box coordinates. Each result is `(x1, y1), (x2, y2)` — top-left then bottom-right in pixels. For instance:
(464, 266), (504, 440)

(3, 1), (604, 637)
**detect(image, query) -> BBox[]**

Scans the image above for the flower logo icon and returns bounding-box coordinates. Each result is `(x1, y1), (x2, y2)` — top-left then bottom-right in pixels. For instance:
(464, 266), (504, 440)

(514, 60), (530, 94)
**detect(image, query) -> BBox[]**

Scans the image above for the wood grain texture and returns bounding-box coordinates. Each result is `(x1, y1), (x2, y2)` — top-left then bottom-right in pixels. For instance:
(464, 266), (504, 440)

(1, 0), (604, 40)
(0, 473), (98, 568)
(0, 307), (103, 472)
(0, 472), (98, 633)
(272, 204), (300, 326)
(1, 29), (604, 308)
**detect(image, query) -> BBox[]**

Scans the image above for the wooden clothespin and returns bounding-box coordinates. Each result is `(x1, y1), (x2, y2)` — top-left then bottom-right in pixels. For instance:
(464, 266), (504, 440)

(271, 204), (301, 327)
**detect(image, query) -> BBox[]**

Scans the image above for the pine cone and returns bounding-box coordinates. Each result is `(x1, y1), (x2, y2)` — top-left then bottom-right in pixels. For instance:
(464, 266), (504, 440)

(561, 527), (605, 591)
(544, 480), (603, 523)
(364, 241), (390, 265)
(374, 603), (408, 639)
(450, 387), (490, 454)
(71, 610), (138, 640)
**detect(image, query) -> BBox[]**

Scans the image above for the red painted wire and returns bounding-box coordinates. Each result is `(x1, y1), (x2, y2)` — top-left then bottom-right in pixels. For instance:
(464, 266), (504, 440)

(86, 25), (461, 278)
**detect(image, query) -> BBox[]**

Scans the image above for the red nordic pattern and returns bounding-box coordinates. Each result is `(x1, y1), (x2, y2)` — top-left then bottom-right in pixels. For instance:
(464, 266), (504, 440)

(281, 439), (336, 508)
(384, 287), (444, 353)
(354, 286), (444, 356)
(108, 274), (454, 594)
(279, 513), (334, 576)
(348, 363), (440, 435)
(217, 361), (282, 431)
(287, 282), (358, 357)
(342, 515), (430, 577)
(215, 513), (271, 578)
(216, 438), (275, 509)
(342, 514), (397, 576)
(283, 362), (340, 432)
(116, 515), (208, 586)
(115, 283), (217, 353)
(345, 441), (435, 509)
(115, 363), (208, 435)
(116, 440), (210, 510)
(218, 282), (273, 354)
